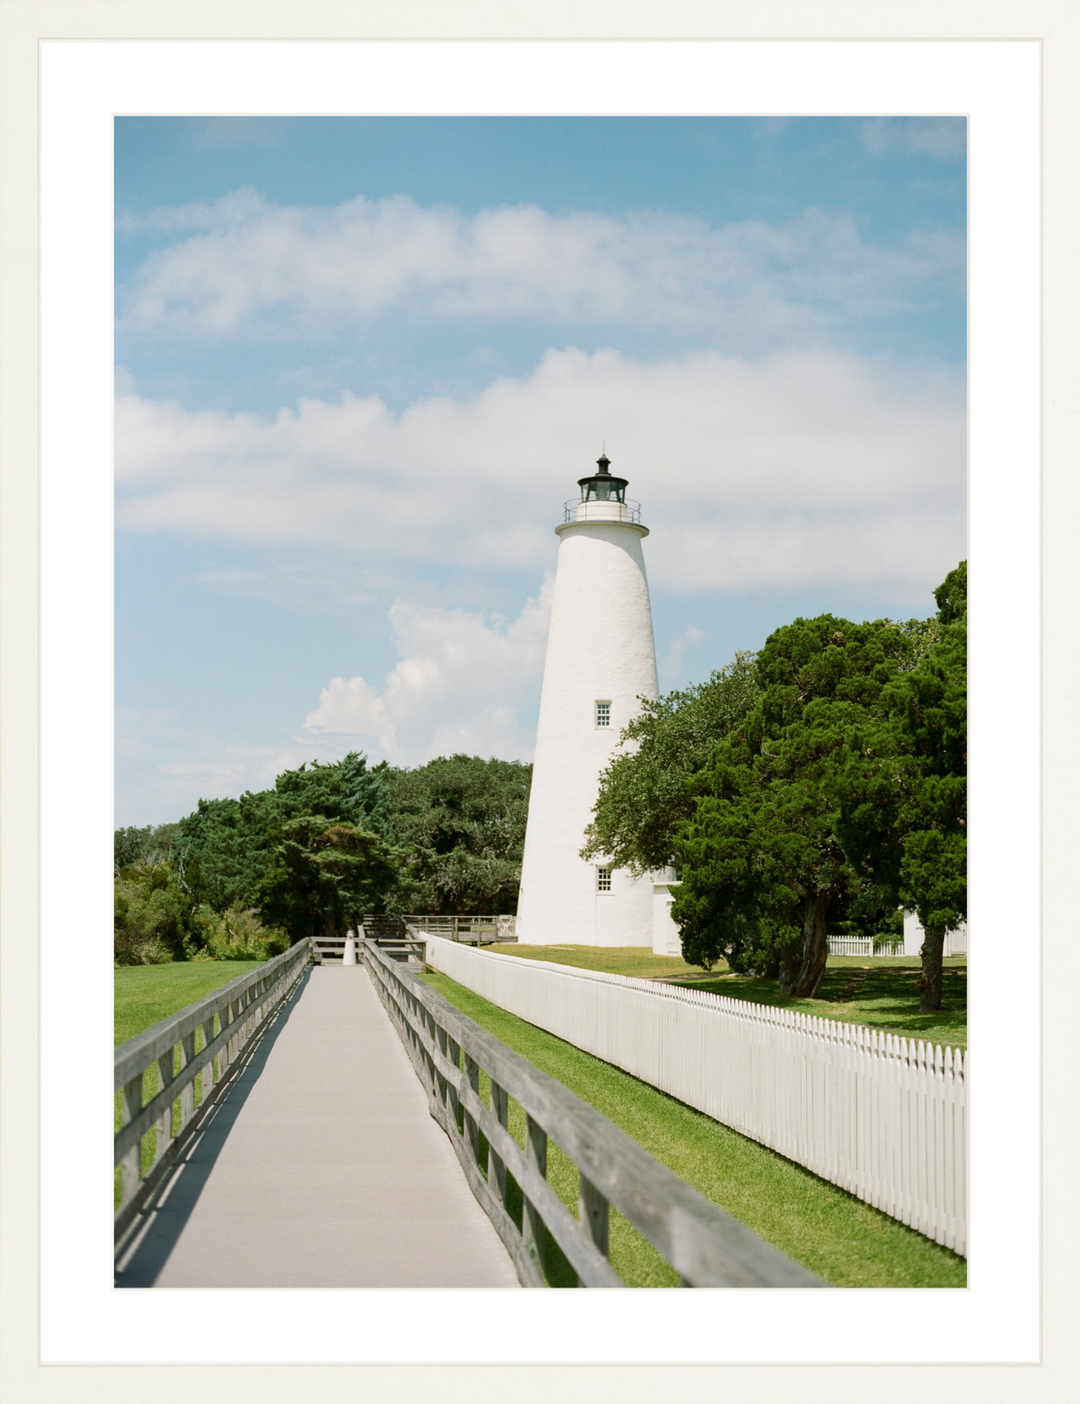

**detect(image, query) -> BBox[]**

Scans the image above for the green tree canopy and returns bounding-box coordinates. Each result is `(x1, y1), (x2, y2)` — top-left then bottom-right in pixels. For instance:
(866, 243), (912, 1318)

(177, 752), (390, 912)
(838, 562), (967, 1011)
(114, 861), (199, 964)
(673, 616), (918, 997)
(116, 751), (530, 960)
(114, 822), (182, 874)
(383, 754), (532, 914)
(256, 816), (400, 943)
(581, 654), (760, 875)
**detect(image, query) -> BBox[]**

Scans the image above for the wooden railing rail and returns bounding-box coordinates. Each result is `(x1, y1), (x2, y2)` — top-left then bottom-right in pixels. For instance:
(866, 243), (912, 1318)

(403, 914), (516, 944)
(363, 938), (825, 1290)
(424, 936), (967, 1254)
(114, 939), (311, 1246)
(311, 929), (426, 964)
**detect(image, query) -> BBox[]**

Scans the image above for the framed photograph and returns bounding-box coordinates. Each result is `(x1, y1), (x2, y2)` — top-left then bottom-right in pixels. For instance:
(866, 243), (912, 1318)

(2, 4), (1076, 1401)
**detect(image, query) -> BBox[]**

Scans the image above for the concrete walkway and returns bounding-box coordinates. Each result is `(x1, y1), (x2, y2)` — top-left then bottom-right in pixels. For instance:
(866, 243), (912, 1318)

(116, 965), (521, 1288)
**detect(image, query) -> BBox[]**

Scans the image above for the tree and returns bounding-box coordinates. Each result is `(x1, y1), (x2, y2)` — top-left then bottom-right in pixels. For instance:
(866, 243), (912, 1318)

(383, 755), (532, 914)
(114, 822), (183, 874)
(898, 562), (966, 1012)
(176, 796), (260, 911)
(842, 563), (966, 1012)
(177, 752), (390, 912)
(114, 862), (199, 964)
(581, 654), (759, 875)
(673, 616), (917, 997)
(256, 816), (400, 943)
(270, 751), (391, 834)
(114, 825), (152, 872)
(124, 751), (529, 959)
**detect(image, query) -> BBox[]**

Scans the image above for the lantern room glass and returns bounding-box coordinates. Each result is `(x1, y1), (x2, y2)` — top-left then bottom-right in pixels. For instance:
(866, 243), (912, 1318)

(578, 452), (629, 505)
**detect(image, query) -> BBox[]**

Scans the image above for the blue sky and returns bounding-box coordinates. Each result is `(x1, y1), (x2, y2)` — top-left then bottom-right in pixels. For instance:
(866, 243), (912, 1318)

(115, 116), (967, 826)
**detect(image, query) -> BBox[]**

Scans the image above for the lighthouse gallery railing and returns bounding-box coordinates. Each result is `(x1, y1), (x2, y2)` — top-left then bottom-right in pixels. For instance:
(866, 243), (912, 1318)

(562, 496), (642, 524)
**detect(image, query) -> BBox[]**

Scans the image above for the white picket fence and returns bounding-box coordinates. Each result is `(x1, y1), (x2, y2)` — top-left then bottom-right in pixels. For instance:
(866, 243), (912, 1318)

(419, 935), (966, 1255)
(826, 935), (905, 957)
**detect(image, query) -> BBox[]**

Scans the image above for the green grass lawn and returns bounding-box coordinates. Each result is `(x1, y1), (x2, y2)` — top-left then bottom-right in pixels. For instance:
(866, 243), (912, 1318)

(489, 943), (710, 981)
(424, 970), (967, 1290)
(115, 960), (264, 1207)
(490, 945), (967, 1051)
(115, 960), (264, 1045)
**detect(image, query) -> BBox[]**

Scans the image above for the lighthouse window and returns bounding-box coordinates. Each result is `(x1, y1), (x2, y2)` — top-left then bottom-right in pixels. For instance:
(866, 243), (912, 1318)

(595, 701), (611, 728)
(596, 866), (612, 892)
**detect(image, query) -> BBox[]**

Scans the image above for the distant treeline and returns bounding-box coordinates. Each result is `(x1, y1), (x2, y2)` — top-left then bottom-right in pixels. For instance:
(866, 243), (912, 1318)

(114, 754), (531, 965)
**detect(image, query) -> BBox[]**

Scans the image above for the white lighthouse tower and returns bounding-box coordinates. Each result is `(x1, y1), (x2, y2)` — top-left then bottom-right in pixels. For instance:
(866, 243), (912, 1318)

(516, 455), (660, 947)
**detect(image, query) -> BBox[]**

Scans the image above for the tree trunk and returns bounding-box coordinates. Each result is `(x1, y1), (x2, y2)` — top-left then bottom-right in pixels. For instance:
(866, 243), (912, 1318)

(919, 923), (946, 1012)
(781, 893), (830, 998)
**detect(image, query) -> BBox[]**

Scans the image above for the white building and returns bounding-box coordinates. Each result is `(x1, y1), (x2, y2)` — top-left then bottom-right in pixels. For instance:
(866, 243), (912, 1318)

(903, 911), (968, 957)
(517, 456), (679, 950)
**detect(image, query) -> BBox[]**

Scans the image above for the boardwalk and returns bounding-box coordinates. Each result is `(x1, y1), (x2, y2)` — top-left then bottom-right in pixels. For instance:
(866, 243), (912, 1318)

(115, 965), (521, 1288)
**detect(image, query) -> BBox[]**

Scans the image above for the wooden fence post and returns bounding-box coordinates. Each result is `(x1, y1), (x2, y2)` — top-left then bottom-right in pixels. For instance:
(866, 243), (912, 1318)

(464, 1055), (480, 1164)
(179, 1032), (196, 1131)
(446, 1036), (462, 1133)
(155, 1051), (176, 1164)
(421, 1008), (437, 1095)
(490, 1081), (509, 1207)
(201, 1016), (216, 1105)
(579, 1175), (610, 1264)
(120, 1075), (143, 1205)
(435, 1026), (449, 1107)
(523, 1115), (547, 1277)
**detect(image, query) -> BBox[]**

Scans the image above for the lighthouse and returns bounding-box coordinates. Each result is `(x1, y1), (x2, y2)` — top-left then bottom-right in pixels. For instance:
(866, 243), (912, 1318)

(516, 455), (660, 947)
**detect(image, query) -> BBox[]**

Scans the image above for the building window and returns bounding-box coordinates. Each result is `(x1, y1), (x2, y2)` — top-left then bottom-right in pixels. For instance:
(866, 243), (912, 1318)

(595, 700), (611, 728)
(596, 866), (612, 892)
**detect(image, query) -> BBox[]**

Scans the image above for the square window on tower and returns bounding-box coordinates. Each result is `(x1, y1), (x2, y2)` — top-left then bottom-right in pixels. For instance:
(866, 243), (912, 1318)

(596, 866), (612, 892)
(595, 700), (611, 728)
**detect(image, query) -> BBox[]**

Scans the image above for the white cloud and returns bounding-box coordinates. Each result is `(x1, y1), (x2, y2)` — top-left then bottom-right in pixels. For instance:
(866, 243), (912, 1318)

(114, 585), (550, 821)
(303, 583), (552, 768)
(116, 345), (966, 597)
(114, 707), (335, 826)
(117, 189), (963, 341)
(115, 186), (274, 238)
(663, 624), (706, 676)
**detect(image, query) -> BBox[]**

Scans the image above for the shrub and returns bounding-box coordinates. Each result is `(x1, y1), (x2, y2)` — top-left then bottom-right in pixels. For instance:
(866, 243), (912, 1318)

(114, 862), (197, 965)
(197, 904), (290, 961)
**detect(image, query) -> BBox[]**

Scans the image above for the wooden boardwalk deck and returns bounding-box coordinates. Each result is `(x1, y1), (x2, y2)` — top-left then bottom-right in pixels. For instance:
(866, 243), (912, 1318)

(115, 965), (521, 1288)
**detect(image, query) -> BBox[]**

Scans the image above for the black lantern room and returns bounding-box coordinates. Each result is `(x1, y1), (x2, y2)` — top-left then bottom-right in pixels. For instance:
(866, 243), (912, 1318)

(577, 453), (629, 505)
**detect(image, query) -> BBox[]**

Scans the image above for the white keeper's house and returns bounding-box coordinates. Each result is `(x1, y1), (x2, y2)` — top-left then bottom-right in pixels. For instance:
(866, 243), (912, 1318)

(516, 455), (681, 952)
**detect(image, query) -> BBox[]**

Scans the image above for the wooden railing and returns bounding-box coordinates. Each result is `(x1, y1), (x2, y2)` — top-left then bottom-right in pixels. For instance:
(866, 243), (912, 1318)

(363, 938), (825, 1289)
(313, 926), (425, 964)
(425, 936), (968, 1255)
(309, 915), (513, 955)
(113, 940), (311, 1247)
(404, 914), (516, 944)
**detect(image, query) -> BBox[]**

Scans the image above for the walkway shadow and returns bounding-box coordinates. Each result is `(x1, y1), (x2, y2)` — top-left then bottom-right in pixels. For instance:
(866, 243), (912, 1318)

(115, 966), (313, 1288)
